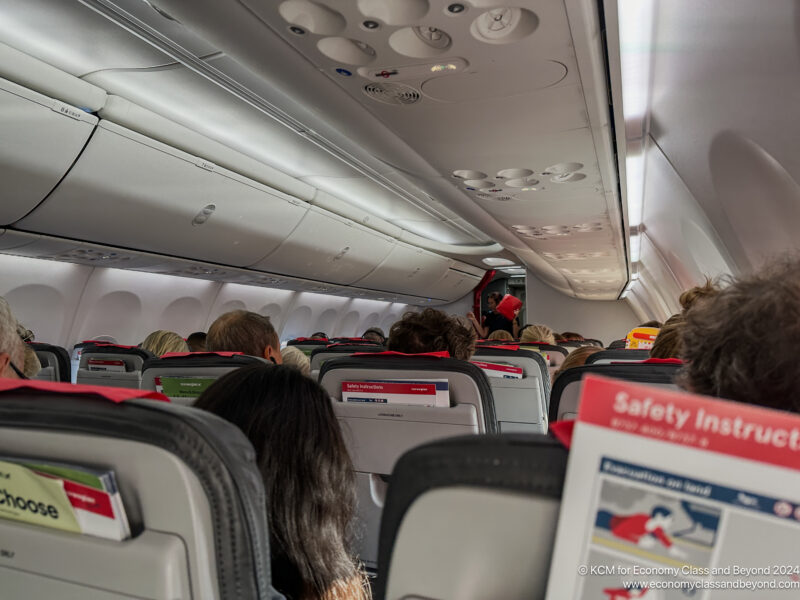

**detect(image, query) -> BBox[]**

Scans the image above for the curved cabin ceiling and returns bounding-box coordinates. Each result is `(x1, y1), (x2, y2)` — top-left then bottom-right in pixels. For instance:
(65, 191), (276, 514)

(0, 0), (629, 301)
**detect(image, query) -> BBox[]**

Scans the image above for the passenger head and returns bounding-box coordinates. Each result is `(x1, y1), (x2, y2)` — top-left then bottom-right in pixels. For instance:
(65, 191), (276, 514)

(310, 331), (328, 340)
(186, 331), (207, 352)
(679, 278), (720, 312)
(553, 346), (602, 381)
(194, 365), (366, 599)
(281, 345), (311, 377)
(639, 320), (663, 329)
(650, 317), (684, 359)
(362, 327), (386, 344)
(561, 331), (584, 341)
(486, 291), (503, 310)
(388, 308), (476, 360)
(554, 332), (567, 343)
(487, 329), (513, 341)
(206, 310), (282, 364)
(0, 297), (25, 378)
(679, 258), (800, 411)
(520, 324), (556, 345)
(141, 330), (189, 357)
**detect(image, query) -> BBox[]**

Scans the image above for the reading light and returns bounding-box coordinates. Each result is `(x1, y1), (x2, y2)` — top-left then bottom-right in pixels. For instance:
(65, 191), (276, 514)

(431, 63), (458, 72)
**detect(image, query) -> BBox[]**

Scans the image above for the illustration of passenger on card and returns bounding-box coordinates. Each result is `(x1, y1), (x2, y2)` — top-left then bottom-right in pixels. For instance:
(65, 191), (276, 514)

(596, 506), (686, 557)
(591, 480), (720, 567)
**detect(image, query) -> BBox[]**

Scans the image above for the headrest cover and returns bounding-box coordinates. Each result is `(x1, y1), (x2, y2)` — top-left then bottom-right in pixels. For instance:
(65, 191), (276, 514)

(0, 378), (169, 403)
(476, 344), (520, 351)
(160, 351), (244, 359)
(351, 350), (450, 358)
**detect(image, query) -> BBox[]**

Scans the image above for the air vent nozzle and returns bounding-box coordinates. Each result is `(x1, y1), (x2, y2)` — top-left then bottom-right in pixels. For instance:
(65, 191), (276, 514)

(363, 82), (421, 105)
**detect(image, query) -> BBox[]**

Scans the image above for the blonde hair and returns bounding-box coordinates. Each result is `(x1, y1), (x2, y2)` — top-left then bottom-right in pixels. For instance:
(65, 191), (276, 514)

(488, 329), (513, 341)
(281, 345), (311, 377)
(23, 344), (42, 378)
(520, 324), (556, 345)
(141, 330), (189, 357)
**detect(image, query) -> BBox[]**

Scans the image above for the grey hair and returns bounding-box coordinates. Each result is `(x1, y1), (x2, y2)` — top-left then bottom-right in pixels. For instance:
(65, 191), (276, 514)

(0, 297), (24, 367)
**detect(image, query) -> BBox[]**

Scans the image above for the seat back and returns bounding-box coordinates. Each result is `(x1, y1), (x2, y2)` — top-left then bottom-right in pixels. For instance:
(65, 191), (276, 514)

(584, 349), (651, 365)
(76, 344), (153, 389)
(377, 434), (568, 600)
(141, 352), (267, 405)
(29, 342), (70, 382)
(285, 338), (329, 357)
(606, 339), (627, 349)
(319, 354), (497, 570)
(309, 343), (384, 377)
(0, 379), (280, 600)
(549, 362), (683, 421)
(471, 346), (550, 433)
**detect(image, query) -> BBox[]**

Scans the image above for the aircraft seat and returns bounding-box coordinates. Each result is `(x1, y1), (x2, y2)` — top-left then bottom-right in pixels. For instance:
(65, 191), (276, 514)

(285, 338), (329, 357)
(376, 433), (568, 600)
(29, 342), (70, 382)
(318, 353), (497, 571)
(584, 349), (651, 365)
(0, 379), (280, 599)
(76, 344), (154, 389)
(549, 362), (683, 422)
(141, 352), (267, 405)
(308, 343), (384, 378)
(471, 346), (550, 433)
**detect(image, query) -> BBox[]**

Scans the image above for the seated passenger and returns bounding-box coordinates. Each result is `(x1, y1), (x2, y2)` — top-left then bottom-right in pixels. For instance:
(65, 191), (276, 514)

(520, 324), (556, 345)
(552, 346), (602, 381)
(680, 258), (800, 411)
(679, 278), (720, 312)
(388, 308), (476, 360)
(310, 331), (328, 340)
(186, 331), (208, 352)
(0, 297), (25, 378)
(361, 327), (386, 345)
(639, 319), (663, 329)
(194, 365), (369, 600)
(206, 310), (282, 364)
(141, 330), (189, 356)
(487, 329), (513, 342)
(649, 315), (684, 359)
(281, 345), (311, 377)
(561, 331), (585, 341)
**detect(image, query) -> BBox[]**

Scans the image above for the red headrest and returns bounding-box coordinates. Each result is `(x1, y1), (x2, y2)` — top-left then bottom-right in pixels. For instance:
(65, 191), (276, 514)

(159, 351), (244, 359)
(351, 350), (450, 358)
(0, 378), (169, 404)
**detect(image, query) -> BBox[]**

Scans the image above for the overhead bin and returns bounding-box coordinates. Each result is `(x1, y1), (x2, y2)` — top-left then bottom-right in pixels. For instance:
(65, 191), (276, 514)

(354, 242), (453, 298)
(0, 77), (97, 225)
(253, 206), (395, 285)
(432, 267), (485, 302)
(17, 120), (310, 267)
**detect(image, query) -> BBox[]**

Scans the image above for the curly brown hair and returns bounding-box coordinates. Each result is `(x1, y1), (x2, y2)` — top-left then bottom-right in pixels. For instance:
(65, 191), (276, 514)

(650, 317), (684, 359)
(679, 258), (800, 411)
(388, 308), (477, 360)
(679, 278), (721, 312)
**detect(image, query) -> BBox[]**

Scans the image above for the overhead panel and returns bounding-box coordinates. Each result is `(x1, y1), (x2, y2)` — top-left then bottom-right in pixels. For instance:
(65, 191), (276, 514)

(354, 242), (452, 298)
(253, 206), (395, 285)
(17, 120), (309, 267)
(0, 77), (97, 225)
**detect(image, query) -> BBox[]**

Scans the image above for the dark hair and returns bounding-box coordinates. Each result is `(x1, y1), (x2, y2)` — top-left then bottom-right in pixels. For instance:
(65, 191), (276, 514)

(388, 308), (476, 360)
(362, 327), (386, 344)
(560, 331), (584, 341)
(195, 365), (367, 600)
(639, 320), (663, 328)
(552, 346), (602, 381)
(206, 310), (279, 357)
(650, 318), (684, 359)
(679, 278), (720, 312)
(186, 331), (207, 352)
(679, 258), (800, 412)
(651, 506), (672, 518)
(487, 291), (503, 306)
(310, 332), (328, 339)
